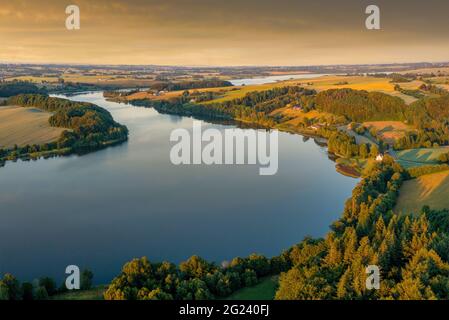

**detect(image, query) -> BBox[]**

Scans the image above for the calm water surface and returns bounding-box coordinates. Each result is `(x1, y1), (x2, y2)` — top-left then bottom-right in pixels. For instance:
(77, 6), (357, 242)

(0, 92), (357, 283)
(229, 73), (330, 86)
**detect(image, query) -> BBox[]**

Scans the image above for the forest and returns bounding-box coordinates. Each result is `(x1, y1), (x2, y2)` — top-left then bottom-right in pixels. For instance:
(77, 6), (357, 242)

(394, 95), (449, 149)
(276, 158), (449, 299)
(104, 254), (290, 300)
(314, 89), (407, 122)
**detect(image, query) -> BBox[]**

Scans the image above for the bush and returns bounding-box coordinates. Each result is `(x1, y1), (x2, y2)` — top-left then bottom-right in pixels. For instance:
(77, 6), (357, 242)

(39, 277), (57, 296)
(81, 269), (94, 290)
(35, 286), (49, 300)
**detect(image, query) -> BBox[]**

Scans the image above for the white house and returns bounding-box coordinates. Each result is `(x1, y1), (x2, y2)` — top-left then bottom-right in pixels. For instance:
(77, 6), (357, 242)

(376, 154), (384, 162)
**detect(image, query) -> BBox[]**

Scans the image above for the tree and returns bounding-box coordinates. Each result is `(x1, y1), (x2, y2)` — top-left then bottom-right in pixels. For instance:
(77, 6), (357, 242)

(81, 269), (94, 290)
(438, 153), (449, 164)
(370, 144), (379, 158)
(21, 282), (34, 300)
(359, 143), (368, 159)
(39, 277), (57, 296)
(35, 286), (49, 300)
(241, 269), (257, 287)
(179, 256), (214, 279)
(0, 274), (22, 300)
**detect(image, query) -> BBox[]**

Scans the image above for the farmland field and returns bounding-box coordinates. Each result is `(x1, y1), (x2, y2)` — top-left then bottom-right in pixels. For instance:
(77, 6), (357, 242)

(0, 106), (67, 149)
(396, 147), (449, 168)
(395, 170), (449, 214)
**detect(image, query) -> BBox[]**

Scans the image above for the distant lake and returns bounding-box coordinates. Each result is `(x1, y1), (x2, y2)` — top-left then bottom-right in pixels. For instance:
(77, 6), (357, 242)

(230, 73), (330, 86)
(0, 91), (357, 284)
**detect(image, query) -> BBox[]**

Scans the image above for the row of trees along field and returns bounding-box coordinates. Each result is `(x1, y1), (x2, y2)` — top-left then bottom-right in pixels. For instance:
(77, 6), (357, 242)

(6, 94), (128, 151)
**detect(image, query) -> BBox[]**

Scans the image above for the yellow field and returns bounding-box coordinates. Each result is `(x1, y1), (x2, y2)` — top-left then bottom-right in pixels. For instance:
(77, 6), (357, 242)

(299, 75), (394, 91)
(270, 106), (339, 127)
(395, 170), (449, 214)
(0, 106), (67, 149)
(363, 121), (414, 144)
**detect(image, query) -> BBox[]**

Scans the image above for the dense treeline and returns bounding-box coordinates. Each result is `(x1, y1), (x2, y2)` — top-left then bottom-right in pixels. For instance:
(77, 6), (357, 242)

(394, 95), (449, 149)
(130, 86), (316, 127)
(104, 253), (291, 300)
(0, 81), (45, 97)
(315, 89), (407, 122)
(276, 159), (449, 299)
(1, 94), (128, 165)
(393, 84), (424, 99)
(407, 164), (449, 178)
(149, 79), (233, 92)
(0, 269), (93, 300)
(319, 128), (379, 159)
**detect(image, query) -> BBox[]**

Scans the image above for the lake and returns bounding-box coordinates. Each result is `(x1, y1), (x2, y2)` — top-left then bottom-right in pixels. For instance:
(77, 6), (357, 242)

(0, 92), (357, 284)
(229, 73), (330, 86)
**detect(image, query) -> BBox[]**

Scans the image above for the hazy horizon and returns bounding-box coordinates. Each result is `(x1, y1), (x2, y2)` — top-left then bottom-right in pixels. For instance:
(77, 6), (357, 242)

(1, 60), (448, 68)
(1, 0), (449, 66)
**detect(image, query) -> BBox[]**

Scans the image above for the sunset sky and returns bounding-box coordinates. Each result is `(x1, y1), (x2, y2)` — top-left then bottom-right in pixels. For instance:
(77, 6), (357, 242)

(1, 0), (448, 66)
